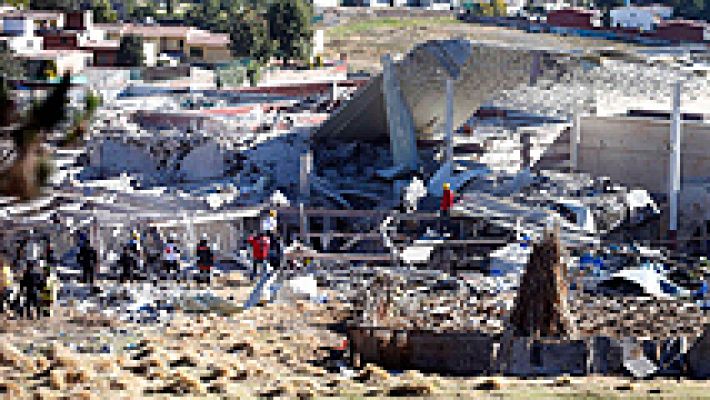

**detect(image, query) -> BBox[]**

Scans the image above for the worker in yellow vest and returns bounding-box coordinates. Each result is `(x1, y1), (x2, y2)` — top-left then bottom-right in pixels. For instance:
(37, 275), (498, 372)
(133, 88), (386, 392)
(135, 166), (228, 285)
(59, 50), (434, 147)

(39, 266), (59, 318)
(0, 259), (13, 314)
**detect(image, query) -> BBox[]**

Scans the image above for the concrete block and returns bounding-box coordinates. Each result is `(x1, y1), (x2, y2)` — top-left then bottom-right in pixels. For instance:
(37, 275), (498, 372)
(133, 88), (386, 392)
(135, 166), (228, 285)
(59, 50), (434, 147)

(409, 332), (495, 375)
(503, 337), (588, 377)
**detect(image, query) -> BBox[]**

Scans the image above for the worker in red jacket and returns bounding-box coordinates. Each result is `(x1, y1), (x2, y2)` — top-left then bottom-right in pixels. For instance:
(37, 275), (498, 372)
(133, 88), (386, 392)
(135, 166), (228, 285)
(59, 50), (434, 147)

(195, 234), (214, 285)
(440, 182), (454, 235)
(247, 234), (270, 281)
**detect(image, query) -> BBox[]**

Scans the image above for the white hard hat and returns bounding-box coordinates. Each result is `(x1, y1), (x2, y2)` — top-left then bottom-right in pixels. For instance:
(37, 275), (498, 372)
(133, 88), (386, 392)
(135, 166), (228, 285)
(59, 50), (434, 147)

(201, 233), (208, 240)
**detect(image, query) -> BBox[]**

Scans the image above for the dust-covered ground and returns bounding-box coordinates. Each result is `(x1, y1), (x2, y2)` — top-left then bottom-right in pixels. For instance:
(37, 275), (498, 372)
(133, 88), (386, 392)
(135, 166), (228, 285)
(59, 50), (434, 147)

(1, 272), (710, 399)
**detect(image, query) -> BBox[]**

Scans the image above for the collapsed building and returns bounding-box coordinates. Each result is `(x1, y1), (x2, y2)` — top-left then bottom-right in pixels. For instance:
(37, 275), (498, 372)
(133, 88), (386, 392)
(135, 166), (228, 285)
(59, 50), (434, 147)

(1, 37), (710, 380)
(306, 40), (710, 378)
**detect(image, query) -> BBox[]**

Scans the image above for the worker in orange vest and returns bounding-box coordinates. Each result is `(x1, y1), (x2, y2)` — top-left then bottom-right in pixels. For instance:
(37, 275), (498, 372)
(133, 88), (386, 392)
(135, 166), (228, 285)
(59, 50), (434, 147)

(440, 182), (455, 236)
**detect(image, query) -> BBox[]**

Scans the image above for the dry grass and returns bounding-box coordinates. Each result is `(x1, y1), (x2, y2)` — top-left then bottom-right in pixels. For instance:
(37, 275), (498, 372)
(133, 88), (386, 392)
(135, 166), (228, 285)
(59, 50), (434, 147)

(323, 18), (636, 74)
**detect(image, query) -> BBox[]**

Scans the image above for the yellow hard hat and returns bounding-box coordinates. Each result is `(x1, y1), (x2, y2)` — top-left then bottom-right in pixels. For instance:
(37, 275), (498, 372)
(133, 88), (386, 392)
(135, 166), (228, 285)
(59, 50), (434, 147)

(269, 210), (277, 217)
(443, 182), (450, 189)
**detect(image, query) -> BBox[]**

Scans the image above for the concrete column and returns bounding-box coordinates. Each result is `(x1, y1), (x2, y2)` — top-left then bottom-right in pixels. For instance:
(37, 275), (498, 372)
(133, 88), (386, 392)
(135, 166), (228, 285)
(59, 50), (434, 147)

(521, 131), (531, 170)
(299, 203), (309, 245)
(570, 112), (580, 171)
(299, 151), (313, 203)
(529, 51), (541, 86)
(382, 53), (418, 170)
(323, 216), (331, 251)
(186, 211), (196, 259)
(669, 81), (682, 243)
(445, 78), (454, 166)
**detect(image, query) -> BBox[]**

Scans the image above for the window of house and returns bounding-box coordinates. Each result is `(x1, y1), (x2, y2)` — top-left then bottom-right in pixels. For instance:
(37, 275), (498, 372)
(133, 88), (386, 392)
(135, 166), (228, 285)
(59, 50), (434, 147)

(190, 47), (203, 58)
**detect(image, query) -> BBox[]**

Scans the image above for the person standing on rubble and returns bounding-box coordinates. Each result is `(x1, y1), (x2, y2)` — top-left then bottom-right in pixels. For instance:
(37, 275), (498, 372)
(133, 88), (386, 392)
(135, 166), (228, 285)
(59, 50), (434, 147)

(39, 265), (59, 318)
(77, 234), (98, 288)
(247, 234), (270, 281)
(19, 261), (42, 319)
(196, 234), (214, 285)
(262, 210), (278, 239)
(0, 256), (14, 315)
(118, 245), (135, 283)
(162, 233), (180, 281)
(440, 182), (455, 236)
(128, 230), (144, 281)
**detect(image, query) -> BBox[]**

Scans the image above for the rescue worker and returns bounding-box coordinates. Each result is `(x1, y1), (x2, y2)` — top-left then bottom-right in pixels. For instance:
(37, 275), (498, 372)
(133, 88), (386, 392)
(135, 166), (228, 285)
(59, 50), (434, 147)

(268, 232), (282, 272)
(440, 182), (455, 235)
(39, 266), (59, 318)
(261, 210), (278, 238)
(128, 230), (143, 280)
(0, 257), (13, 314)
(77, 237), (98, 287)
(118, 245), (135, 283)
(162, 233), (180, 281)
(196, 234), (214, 285)
(247, 234), (270, 281)
(19, 262), (42, 320)
(43, 235), (56, 270)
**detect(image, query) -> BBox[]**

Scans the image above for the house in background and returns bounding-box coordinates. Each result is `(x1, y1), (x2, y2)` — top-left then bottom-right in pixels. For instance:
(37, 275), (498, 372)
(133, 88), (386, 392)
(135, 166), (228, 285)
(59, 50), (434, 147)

(185, 30), (231, 64)
(546, 8), (601, 29)
(610, 5), (673, 31)
(0, 12), (43, 54)
(17, 49), (93, 80)
(654, 19), (710, 42)
(98, 23), (231, 65)
(529, 0), (571, 13)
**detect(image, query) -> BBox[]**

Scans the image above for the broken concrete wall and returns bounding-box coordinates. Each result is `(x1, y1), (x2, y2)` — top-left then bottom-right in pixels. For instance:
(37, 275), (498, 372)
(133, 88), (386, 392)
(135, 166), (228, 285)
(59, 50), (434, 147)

(688, 324), (710, 378)
(503, 337), (588, 376)
(578, 116), (710, 194)
(91, 139), (158, 176)
(408, 332), (496, 375)
(179, 141), (225, 181)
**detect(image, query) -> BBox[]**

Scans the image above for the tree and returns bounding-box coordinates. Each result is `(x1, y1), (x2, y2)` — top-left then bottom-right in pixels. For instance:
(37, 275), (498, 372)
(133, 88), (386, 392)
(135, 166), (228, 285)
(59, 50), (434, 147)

(62, 89), (101, 147)
(117, 35), (144, 67)
(0, 73), (71, 199)
(4, 0), (29, 9)
(89, 0), (117, 23)
(29, 0), (76, 10)
(128, 2), (158, 22)
(492, 0), (507, 17)
(267, 0), (313, 66)
(229, 7), (273, 64)
(0, 44), (24, 82)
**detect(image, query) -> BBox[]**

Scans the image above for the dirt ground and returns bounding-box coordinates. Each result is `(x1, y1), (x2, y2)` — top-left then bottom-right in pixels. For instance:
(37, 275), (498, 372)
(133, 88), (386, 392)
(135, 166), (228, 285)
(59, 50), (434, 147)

(322, 17), (635, 74)
(1, 273), (710, 399)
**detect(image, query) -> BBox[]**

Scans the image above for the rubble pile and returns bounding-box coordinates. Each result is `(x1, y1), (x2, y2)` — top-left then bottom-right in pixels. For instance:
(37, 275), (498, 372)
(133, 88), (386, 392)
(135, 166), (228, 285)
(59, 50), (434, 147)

(349, 268), (511, 334)
(510, 228), (574, 338)
(570, 294), (710, 340)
